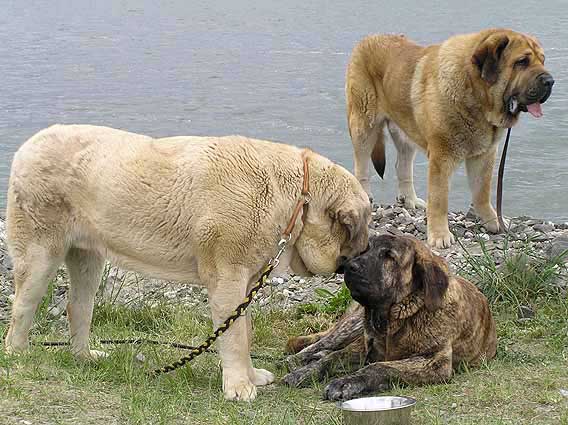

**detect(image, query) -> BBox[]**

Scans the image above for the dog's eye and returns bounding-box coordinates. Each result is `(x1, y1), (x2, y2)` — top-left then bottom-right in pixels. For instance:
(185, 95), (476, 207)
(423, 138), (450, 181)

(515, 57), (529, 67)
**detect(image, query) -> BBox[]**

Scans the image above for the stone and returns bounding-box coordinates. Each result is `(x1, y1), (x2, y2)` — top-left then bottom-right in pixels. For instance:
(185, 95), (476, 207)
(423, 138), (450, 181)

(547, 235), (568, 261)
(383, 208), (396, 219)
(164, 290), (177, 299)
(517, 305), (535, 320)
(135, 352), (146, 363)
(533, 223), (555, 233)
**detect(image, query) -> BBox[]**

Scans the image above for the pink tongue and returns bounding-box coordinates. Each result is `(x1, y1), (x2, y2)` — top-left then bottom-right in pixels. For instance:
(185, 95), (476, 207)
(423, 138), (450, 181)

(526, 103), (543, 118)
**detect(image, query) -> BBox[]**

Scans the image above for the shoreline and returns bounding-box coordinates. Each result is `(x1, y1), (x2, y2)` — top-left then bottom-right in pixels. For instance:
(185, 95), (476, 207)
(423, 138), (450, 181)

(1, 203), (567, 323)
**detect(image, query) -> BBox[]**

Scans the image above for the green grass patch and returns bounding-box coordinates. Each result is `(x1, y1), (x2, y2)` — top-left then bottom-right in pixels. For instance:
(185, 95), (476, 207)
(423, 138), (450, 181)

(1, 239), (567, 423)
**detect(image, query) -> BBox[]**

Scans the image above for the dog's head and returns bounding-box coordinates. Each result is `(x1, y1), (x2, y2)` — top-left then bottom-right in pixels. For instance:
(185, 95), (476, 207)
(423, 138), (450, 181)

(294, 162), (371, 276)
(470, 28), (553, 128)
(342, 234), (449, 313)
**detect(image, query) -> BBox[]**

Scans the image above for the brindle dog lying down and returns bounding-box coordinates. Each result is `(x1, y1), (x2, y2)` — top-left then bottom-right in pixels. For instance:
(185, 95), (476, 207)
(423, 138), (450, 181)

(283, 234), (497, 401)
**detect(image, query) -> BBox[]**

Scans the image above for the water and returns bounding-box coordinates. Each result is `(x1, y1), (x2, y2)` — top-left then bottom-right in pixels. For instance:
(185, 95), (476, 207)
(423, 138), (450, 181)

(1, 0), (567, 219)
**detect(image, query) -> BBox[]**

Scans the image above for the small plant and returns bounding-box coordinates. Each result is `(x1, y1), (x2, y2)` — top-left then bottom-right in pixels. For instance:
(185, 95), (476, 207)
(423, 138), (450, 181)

(457, 234), (567, 307)
(297, 281), (353, 317)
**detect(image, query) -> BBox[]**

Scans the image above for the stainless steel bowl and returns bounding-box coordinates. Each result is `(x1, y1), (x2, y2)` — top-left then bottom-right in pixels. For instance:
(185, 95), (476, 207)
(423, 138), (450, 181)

(338, 396), (416, 425)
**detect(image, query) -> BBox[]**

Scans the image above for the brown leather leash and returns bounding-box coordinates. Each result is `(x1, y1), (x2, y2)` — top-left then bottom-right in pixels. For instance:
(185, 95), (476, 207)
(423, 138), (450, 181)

(496, 127), (512, 231)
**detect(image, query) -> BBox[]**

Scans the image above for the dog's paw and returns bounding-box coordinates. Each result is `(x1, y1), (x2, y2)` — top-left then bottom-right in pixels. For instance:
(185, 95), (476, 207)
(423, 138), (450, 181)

(483, 216), (510, 233)
(4, 345), (26, 356)
(427, 231), (455, 249)
(250, 368), (275, 386)
(323, 376), (368, 401)
(223, 375), (257, 401)
(75, 349), (109, 361)
(397, 194), (426, 210)
(282, 362), (323, 388)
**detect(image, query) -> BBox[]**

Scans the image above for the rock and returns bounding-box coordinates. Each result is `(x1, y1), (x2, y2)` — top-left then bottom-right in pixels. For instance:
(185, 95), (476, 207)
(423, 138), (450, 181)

(517, 305), (535, 320)
(383, 208), (396, 219)
(135, 352), (146, 363)
(533, 223), (555, 233)
(560, 389), (568, 398)
(164, 290), (177, 300)
(48, 306), (63, 319)
(547, 235), (568, 261)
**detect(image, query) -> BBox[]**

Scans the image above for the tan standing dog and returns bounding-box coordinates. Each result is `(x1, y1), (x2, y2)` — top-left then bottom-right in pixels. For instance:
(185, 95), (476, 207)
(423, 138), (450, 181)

(346, 29), (554, 248)
(4, 124), (371, 401)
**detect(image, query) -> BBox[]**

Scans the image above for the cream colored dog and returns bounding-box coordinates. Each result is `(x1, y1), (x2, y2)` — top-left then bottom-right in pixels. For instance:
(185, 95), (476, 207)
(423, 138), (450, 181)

(4, 124), (371, 401)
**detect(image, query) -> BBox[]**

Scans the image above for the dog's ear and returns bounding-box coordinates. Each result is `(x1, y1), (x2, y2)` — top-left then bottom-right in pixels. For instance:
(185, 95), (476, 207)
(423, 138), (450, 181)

(413, 246), (450, 311)
(472, 32), (510, 84)
(337, 208), (361, 243)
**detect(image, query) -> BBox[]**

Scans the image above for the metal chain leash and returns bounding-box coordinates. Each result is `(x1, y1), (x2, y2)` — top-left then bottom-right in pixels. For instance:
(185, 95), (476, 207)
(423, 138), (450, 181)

(150, 236), (291, 376)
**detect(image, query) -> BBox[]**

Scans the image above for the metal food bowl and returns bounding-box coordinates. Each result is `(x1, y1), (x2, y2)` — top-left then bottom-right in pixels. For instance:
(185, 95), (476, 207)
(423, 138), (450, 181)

(338, 396), (416, 425)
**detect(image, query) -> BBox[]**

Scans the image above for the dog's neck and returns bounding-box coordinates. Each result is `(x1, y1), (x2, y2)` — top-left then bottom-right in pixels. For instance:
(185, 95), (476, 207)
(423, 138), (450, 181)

(389, 294), (425, 321)
(365, 294), (425, 335)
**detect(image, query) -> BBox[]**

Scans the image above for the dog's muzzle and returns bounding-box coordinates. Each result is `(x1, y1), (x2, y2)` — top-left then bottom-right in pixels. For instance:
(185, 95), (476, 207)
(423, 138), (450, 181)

(537, 72), (554, 104)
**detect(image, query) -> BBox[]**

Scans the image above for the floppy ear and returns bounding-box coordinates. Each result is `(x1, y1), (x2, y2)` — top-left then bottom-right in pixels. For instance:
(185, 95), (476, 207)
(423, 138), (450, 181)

(413, 248), (450, 311)
(471, 32), (510, 85)
(332, 207), (364, 243)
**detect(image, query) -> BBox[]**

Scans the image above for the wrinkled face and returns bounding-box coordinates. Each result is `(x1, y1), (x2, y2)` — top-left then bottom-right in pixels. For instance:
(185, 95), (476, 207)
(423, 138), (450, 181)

(342, 234), (449, 313)
(471, 29), (554, 128)
(294, 170), (371, 276)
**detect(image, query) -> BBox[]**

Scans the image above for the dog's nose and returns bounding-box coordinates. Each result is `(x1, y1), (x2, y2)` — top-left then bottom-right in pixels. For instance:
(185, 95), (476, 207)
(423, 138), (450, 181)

(335, 256), (349, 274)
(539, 73), (555, 89)
(342, 259), (361, 275)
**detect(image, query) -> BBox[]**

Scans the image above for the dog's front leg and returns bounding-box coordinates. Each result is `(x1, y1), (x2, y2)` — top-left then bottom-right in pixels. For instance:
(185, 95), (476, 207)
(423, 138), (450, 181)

(282, 346), (365, 388)
(427, 154), (458, 248)
(207, 269), (274, 401)
(286, 302), (365, 368)
(466, 146), (506, 233)
(324, 346), (453, 401)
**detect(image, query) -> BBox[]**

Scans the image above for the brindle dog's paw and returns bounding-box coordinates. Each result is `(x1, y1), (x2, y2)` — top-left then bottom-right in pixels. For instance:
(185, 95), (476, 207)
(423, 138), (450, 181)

(282, 361), (324, 388)
(285, 350), (330, 371)
(324, 375), (369, 401)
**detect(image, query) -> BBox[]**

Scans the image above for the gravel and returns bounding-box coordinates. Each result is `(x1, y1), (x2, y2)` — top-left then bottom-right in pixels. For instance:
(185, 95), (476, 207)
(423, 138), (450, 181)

(1, 202), (567, 323)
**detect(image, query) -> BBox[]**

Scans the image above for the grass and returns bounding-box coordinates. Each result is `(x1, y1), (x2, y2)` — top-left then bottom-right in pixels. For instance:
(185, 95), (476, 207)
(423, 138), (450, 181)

(1, 237), (568, 424)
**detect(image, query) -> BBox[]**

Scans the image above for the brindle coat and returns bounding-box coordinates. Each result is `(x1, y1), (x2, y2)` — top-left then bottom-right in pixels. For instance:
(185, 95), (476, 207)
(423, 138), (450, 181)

(283, 234), (497, 401)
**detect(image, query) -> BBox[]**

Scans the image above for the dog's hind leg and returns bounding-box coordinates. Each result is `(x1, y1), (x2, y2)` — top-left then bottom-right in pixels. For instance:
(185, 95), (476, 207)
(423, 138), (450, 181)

(5, 239), (64, 354)
(65, 248), (106, 360)
(324, 345), (453, 401)
(387, 121), (426, 209)
(350, 123), (386, 203)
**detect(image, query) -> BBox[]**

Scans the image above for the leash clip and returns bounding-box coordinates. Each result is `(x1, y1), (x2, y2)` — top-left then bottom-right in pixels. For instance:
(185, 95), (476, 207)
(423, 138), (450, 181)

(270, 234), (291, 267)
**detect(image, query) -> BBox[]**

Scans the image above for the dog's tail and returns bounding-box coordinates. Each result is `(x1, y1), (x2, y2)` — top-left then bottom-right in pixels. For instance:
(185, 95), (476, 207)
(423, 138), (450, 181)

(371, 133), (386, 179)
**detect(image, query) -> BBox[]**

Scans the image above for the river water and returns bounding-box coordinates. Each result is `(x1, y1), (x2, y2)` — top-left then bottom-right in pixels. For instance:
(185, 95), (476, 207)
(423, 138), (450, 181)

(1, 0), (567, 219)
